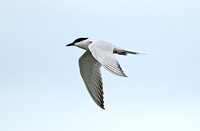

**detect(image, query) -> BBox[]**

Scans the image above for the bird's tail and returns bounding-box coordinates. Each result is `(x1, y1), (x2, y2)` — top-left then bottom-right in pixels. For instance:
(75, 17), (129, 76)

(114, 46), (146, 55)
(123, 49), (146, 55)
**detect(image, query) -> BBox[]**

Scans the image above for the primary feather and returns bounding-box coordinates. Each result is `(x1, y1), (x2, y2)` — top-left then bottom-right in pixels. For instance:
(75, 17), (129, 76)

(66, 38), (143, 109)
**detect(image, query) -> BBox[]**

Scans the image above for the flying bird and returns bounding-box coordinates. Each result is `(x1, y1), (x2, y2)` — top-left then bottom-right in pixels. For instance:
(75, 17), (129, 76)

(66, 37), (143, 109)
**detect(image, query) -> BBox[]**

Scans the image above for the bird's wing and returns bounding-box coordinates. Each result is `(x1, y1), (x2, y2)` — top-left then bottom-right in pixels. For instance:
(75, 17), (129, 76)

(88, 40), (127, 77)
(79, 51), (105, 109)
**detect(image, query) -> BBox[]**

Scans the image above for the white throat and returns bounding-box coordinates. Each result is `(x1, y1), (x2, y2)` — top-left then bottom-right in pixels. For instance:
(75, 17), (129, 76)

(75, 39), (92, 50)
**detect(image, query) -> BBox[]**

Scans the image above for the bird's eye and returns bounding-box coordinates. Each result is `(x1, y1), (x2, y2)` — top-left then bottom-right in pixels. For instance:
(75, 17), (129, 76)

(74, 37), (88, 43)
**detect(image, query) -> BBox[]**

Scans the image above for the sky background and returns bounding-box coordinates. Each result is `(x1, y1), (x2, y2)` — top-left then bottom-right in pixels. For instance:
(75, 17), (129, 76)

(0, 0), (200, 131)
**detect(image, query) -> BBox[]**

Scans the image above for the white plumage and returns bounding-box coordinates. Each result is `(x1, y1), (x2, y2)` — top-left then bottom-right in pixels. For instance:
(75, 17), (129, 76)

(66, 37), (143, 109)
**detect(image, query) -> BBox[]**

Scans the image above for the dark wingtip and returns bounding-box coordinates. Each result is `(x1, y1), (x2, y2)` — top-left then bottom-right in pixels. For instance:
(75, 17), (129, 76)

(100, 101), (105, 110)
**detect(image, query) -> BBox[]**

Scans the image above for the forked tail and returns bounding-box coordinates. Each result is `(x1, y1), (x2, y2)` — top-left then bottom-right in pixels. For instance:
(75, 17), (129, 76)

(123, 50), (146, 55)
(114, 47), (146, 55)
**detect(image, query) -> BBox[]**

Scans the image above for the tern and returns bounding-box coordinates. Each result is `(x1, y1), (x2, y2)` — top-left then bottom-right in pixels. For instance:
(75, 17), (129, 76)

(66, 37), (143, 109)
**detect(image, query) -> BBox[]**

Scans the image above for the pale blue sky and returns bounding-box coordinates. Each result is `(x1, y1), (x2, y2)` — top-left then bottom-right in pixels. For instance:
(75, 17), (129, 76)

(0, 0), (200, 131)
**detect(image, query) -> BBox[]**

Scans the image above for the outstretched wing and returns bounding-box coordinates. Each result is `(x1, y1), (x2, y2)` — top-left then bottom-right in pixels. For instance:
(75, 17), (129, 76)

(89, 40), (127, 77)
(79, 51), (104, 109)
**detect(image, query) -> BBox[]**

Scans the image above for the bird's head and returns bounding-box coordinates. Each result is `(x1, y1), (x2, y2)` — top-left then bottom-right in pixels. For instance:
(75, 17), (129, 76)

(66, 37), (90, 47)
